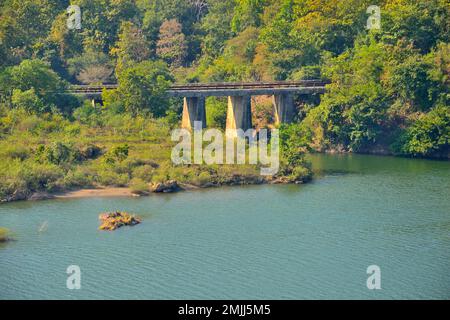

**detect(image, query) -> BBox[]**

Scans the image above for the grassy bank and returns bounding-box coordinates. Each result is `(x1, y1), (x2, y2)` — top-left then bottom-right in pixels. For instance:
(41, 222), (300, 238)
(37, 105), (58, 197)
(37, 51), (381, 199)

(0, 107), (311, 202)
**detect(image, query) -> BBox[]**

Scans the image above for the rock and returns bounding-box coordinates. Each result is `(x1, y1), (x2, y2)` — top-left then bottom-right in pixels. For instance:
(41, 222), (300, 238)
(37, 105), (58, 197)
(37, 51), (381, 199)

(201, 182), (217, 188)
(29, 192), (54, 201)
(98, 211), (141, 231)
(150, 180), (181, 193)
(0, 227), (12, 243)
(1, 189), (29, 203)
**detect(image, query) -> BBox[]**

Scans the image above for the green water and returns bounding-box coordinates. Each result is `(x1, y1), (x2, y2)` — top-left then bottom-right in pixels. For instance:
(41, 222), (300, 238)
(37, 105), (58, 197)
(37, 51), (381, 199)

(1, 154), (449, 299)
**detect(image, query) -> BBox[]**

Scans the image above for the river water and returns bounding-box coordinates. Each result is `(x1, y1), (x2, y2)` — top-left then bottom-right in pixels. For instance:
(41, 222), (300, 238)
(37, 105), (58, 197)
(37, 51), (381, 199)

(1, 154), (449, 299)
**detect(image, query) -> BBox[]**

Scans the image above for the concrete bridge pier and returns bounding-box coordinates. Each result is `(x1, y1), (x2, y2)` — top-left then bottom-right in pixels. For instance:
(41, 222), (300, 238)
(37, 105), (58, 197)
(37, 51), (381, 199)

(226, 95), (253, 138)
(181, 97), (206, 130)
(273, 93), (295, 125)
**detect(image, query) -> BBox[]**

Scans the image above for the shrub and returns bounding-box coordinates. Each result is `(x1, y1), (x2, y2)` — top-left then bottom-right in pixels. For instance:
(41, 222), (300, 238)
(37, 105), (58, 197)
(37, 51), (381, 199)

(12, 88), (45, 113)
(193, 171), (212, 186)
(105, 144), (129, 164)
(96, 170), (128, 187)
(79, 144), (102, 160)
(61, 167), (95, 188)
(206, 97), (227, 129)
(394, 104), (449, 157)
(0, 145), (29, 161)
(132, 165), (155, 182)
(129, 178), (149, 195)
(289, 166), (312, 182)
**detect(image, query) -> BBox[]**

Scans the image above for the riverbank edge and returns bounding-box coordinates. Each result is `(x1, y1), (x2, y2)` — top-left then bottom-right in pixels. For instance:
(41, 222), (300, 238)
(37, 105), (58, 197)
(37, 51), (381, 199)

(1, 176), (311, 203)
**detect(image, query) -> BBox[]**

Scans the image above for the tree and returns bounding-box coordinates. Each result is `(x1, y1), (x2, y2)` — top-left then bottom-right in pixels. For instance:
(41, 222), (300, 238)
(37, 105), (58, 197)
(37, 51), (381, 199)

(73, 0), (139, 53)
(156, 19), (187, 67)
(3, 59), (73, 112)
(111, 21), (151, 74)
(140, 0), (199, 61)
(103, 61), (174, 117)
(11, 88), (45, 113)
(301, 38), (391, 151)
(0, 0), (67, 67)
(187, 0), (208, 21)
(68, 49), (114, 84)
(385, 53), (441, 111)
(382, 0), (449, 54)
(231, 0), (268, 33)
(395, 104), (450, 157)
(200, 0), (235, 58)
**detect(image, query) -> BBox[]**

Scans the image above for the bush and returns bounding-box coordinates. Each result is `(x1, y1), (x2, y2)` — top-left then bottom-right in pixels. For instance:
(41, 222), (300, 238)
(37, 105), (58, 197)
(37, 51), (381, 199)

(22, 162), (65, 192)
(73, 100), (102, 125)
(12, 88), (45, 113)
(104, 144), (129, 164)
(129, 178), (149, 195)
(109, 60), (174, 117)
(0, 145), (29, 161)
(60, 167), (95, 189)
(393, 104), (449, 157)
(96, 170), (128, 187)
(193, 171), (212, 186)
(79, 144), (102, 160)
(289, 166), (312, 182)
(206, 97), (227, 129)
(132, 165), (155, 182)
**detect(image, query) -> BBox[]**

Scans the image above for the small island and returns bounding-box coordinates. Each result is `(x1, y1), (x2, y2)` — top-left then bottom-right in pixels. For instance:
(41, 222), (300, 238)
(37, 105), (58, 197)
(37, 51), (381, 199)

(0, 227), (13, 243)
(98, 212), (142, 231)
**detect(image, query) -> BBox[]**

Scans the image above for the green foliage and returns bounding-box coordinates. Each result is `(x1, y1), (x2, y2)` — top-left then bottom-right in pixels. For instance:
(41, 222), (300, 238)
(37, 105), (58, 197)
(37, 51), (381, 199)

(11, 88), (45, 113)
(279, 123), (310, 168)
(73, 100), (102, 125)
(164, 109), (180, 128)
(192, 171), (212, 186)
(206, 97), (227, 129)
(385, 52), (442, 111)
(300, 39), (391, 151)
(67, 49), (114, 84)
(111, 21), (151, 74)
(104, 144), (130, 164)
(129, 178), (149, 195)
(0, 0), (449, 204)
(105, 61), (174, 117)
(7, 60), (66, 98)
(394, 104), (450, 157)
(200, 0), (235, 58)
(231, 0), (267, 33)
(381, 0), (448, 54)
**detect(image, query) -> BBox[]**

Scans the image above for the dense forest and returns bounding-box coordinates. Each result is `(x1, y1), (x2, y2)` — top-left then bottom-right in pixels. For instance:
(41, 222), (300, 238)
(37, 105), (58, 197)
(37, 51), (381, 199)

(0, 0), (448, 201)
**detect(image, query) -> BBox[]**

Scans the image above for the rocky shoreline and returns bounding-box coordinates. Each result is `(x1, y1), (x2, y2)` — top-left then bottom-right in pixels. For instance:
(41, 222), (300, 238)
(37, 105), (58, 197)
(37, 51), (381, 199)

(0, 174), (311, 203)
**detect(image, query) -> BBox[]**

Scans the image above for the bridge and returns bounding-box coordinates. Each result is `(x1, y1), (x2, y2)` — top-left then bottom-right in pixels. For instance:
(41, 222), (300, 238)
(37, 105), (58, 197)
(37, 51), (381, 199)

(68, 80), (328, 136)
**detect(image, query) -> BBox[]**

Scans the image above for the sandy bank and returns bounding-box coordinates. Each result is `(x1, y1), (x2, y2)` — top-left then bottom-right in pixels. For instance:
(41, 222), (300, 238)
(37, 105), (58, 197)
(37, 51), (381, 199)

(54, 188), (135, 199)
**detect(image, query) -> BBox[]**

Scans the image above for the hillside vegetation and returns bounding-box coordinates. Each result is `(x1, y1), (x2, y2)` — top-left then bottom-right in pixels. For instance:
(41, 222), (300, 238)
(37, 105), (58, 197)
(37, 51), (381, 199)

(0, 0), (448, 201)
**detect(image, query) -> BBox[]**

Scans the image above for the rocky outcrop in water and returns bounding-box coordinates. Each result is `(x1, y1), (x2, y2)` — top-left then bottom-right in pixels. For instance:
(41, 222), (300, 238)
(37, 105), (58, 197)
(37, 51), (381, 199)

(0, 227), (12, 243)
(99, 212), (141, 231)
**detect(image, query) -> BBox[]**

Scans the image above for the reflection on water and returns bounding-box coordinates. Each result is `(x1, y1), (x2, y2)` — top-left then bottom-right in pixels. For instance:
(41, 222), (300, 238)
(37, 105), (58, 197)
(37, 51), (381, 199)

(1, 154), (449, 299)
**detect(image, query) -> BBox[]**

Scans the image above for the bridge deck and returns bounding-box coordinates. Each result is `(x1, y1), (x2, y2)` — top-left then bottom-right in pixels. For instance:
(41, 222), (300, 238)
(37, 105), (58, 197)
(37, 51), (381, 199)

(68, 81), (328, 97)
